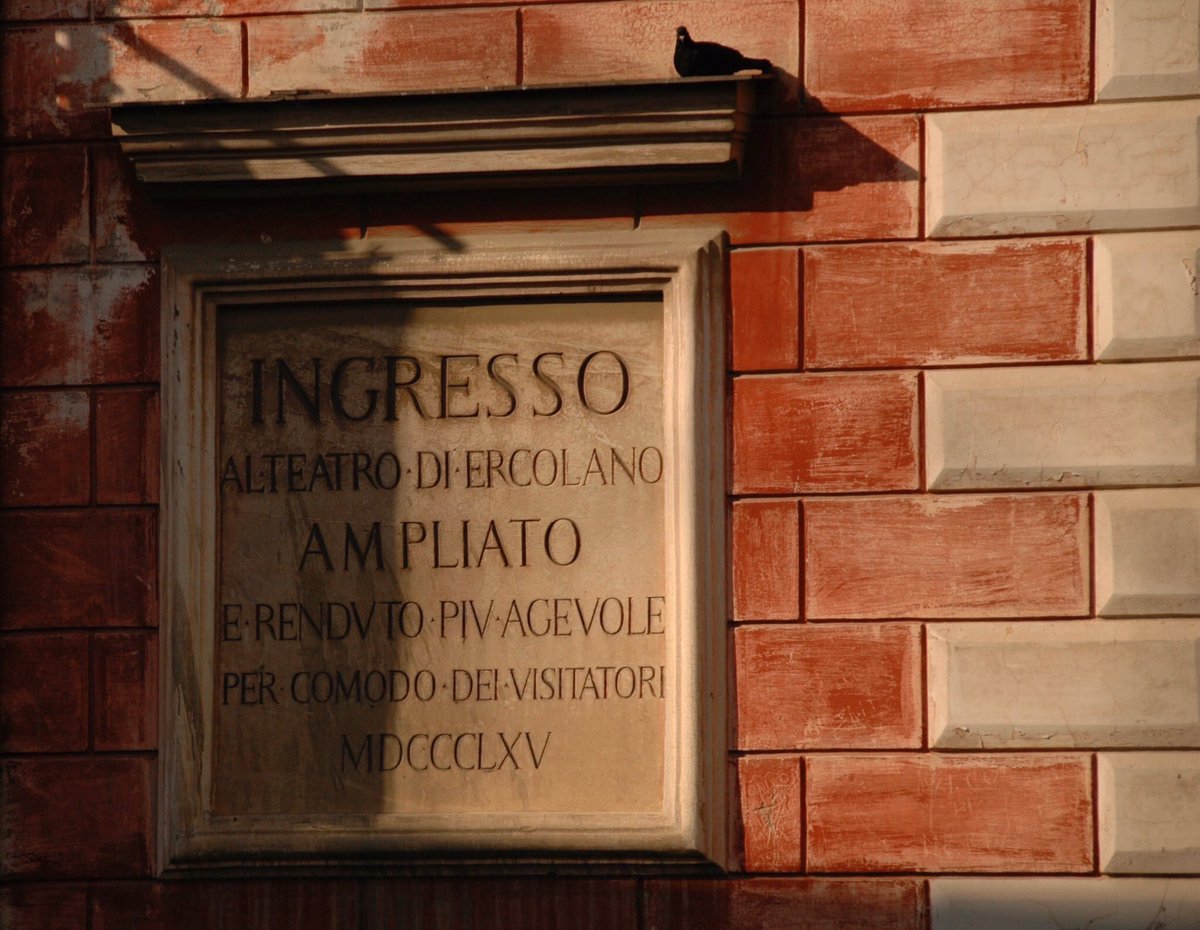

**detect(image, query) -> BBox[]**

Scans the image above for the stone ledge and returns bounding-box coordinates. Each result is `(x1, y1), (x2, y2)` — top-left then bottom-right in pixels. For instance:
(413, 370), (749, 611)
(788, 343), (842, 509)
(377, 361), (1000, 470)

(109, 77), (768, 196)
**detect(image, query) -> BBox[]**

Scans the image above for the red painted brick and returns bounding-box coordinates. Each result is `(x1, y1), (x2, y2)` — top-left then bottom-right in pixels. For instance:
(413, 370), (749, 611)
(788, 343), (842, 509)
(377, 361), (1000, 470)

(646, 878), (925, 930)
(0, 633), (88, 752)
(367, 0), (576, 6)
(90, 20), (243, 104)
(732, 498), (800, 621)
(731, 248), (801, 372)
(735, 625), (921, 749)
(93, 145), (363, 262)
(2, 757), (153, 878)
(246, 10), (518, 98)
(1, 0), (88, 17)
(92, 879), (361, 930)
(642, 116), (919, 245)
(0, 884), (88, 930)
(523, 1), (801, 109)
(738, 755), (803, 872)
(0, 147), (88, 265)
(0, 510), (157, 629)
(1, 266), (159, 387)
(362, 878), (638, 927)
(1, 28), (108, 140)
(93, 631), (157, 751)
(96, 389), (159, 505)
(733, 372), (918, 494)
(97, 0), (352, 15)
(89, 883), (163, 930)
(806, 754), (1093, 872)
(806, 0), (1089, 112)
(2, 22), (240, 142)
(804, 240), (1088, 369)
(805, 494), (1090, 619)
(0, 391), (91, 506)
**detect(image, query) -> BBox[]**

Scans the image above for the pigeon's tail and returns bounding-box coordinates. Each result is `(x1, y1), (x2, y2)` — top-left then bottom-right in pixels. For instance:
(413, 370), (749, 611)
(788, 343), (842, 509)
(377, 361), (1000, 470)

(742, 57), (773, 73)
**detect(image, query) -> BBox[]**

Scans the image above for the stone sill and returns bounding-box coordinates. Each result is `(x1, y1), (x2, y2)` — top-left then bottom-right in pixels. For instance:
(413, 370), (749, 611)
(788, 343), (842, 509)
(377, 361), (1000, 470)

(109, 76), (770, 197)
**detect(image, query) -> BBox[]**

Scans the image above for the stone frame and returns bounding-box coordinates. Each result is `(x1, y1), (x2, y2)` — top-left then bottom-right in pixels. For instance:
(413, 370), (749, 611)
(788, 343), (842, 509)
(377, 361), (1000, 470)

(111, 77), (766, 195)
(158, 229), (728, 873)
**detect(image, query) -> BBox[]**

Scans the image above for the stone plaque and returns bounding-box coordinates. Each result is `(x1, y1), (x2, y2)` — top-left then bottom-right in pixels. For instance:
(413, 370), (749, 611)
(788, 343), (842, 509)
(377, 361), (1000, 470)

(160, 233), (726, 869)
(218, 299), (666, 815)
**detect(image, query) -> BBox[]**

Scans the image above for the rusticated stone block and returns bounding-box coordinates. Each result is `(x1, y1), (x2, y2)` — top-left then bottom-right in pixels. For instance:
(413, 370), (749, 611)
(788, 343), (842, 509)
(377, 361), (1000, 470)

(1096, 0), (1200, 100)
(926, 361), (1200, 489)
(932, 877), (1200, 929)
(927, 101), (1200, 237)
(1094, 231), (1200, 361)
(1099, 752), (1200, 873)
(1095, 488), (1200, 616)
(929, 620), (1200, 748)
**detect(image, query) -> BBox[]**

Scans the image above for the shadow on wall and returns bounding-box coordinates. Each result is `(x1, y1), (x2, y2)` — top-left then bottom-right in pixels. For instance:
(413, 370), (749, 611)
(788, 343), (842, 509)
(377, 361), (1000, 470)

(73, 27), (917, 256)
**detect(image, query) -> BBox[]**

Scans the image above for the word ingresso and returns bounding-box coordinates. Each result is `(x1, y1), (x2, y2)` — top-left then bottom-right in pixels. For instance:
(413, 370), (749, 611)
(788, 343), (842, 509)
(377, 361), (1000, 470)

(246, 350), (633, 424)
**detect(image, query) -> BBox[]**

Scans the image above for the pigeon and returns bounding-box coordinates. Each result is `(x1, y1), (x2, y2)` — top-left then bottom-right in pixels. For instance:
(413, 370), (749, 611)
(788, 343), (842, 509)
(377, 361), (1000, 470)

(673, 26), (772, 77)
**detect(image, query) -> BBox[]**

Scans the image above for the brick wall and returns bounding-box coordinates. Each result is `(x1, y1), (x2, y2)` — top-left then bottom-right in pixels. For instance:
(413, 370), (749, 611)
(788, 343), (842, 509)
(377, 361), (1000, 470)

(3, 0), (1200, 927)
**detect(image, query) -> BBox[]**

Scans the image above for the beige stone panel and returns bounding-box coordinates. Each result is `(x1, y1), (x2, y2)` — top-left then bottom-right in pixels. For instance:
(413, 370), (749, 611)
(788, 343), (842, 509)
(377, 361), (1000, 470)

(925, 361), (1200, 489)
(1097, 0), (1200, 100)
(1096, 489), (1200, 616)
(932, 878), (1200, 929)
(1099, 752), (1200, 873)
(926, 101), (1200, 237)
(159, 230), (730, 868)
(215, 301), (669, 818)
(1095, 231), (1200, 360)
(928, 620), (1200, 749)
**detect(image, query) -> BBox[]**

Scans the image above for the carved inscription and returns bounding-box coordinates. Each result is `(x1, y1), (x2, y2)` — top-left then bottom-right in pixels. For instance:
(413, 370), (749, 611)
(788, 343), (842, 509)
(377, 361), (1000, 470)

(215, 301), (668, 816)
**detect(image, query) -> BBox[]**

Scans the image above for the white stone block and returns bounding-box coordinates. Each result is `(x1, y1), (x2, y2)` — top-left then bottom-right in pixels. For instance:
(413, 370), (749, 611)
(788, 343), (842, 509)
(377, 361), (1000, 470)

(1099, 753), (1200, 873)
(1096, 489), (1200, 616)
(1095, 232), (1200, 361)
(1097, 0), (1200, 101)
(926, 101), (1200, 237)
(925, 361), (1200, 489)
(932, 878), (1200, 930)
(928, 620), (1200, 749)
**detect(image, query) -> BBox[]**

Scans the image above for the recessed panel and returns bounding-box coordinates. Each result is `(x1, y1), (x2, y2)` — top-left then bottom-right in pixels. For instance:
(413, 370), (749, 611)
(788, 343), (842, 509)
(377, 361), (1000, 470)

(159, 231), (727, 871)
(215, 300), (668, 819)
